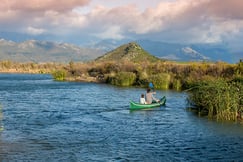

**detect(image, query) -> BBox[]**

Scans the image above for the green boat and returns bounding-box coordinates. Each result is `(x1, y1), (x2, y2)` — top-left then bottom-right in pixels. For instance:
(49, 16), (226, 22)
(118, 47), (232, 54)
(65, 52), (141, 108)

(130, 96), (166, 110)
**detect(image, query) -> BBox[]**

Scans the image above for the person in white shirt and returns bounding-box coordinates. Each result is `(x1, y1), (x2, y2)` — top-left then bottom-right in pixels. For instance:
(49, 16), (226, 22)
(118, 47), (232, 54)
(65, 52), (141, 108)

(140, 94), (147, 104)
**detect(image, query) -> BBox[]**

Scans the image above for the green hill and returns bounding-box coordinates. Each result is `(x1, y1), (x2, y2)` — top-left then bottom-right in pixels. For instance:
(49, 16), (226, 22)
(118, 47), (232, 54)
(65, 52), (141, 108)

(95, 42), (161, 62)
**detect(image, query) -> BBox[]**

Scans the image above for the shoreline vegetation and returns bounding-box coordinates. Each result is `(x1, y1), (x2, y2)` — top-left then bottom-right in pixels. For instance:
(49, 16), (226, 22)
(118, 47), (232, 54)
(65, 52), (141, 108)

(0, 59), (242, 122)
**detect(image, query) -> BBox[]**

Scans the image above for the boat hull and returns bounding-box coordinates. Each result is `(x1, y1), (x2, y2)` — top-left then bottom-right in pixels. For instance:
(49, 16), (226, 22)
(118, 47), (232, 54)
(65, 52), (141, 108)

(130, 96), (166, 110)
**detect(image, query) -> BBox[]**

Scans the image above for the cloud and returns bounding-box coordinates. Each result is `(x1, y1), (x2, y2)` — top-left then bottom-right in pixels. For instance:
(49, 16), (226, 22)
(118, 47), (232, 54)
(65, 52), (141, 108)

(26, 26), (46, 35)
(125, 0), (243, 43)
(94, 26), (125, 40)
(204, 0), (243, 19)
(0, 0), (243, 45)
(0, 0), (90, 12)
(81, 0), (206, 41)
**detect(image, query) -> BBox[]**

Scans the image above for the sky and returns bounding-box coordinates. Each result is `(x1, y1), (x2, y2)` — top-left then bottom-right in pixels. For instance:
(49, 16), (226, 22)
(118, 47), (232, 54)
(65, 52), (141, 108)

(0, 0), (243, 47)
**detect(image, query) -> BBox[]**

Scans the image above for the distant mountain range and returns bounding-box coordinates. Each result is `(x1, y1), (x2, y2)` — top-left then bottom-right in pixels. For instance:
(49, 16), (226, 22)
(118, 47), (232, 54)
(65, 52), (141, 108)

(137, 40), (242, 63)
(0, 39), (104, 63)
(0, 38), (241, 63)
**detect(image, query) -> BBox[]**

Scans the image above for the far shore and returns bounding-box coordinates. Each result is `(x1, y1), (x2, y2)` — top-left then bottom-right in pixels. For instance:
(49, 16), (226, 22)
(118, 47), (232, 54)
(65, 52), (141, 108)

(0, 69), (99, 83)
(0, 67), (56, 74)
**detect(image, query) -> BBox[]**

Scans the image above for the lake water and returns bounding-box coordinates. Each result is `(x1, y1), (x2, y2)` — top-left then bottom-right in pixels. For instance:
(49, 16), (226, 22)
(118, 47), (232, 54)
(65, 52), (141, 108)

(0, 73), (242, 161)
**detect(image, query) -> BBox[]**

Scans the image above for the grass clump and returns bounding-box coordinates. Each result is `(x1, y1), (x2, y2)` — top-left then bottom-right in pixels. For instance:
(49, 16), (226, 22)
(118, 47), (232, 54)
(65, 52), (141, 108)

(149, 73), (171, 90)
(187, 79), (243, 121)
(52, 70), (67, 81)
(107, 71), (136, 87)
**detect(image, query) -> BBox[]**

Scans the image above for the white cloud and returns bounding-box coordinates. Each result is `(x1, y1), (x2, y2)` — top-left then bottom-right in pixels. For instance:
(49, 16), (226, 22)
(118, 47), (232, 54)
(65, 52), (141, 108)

(26, 26), (46, 35)
(94, 26), (125, 40)
(196, 19), (243, 43)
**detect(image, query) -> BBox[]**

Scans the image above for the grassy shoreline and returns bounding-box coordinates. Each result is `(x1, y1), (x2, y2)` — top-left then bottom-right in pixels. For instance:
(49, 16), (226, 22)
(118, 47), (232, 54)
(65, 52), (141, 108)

(0, 61), (65, 74)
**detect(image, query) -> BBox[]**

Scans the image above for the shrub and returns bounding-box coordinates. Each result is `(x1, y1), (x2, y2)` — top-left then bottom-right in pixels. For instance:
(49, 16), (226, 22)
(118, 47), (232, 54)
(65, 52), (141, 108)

(108, 72), (136, 86)
(235, 59), (243, 76)
(149, 73), (171, 90)
(52, 70), (67, 81)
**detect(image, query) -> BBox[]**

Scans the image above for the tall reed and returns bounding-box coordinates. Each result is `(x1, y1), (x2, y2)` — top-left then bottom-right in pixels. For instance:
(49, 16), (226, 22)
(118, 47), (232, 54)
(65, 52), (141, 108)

(149, 73), (171, 90)
(108, 71), (136, 86)
(187, 79), (242, 121)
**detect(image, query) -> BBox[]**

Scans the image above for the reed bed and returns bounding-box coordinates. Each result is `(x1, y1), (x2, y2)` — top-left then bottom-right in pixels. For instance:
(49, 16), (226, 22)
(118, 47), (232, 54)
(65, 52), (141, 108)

(187, 79), (242, 121)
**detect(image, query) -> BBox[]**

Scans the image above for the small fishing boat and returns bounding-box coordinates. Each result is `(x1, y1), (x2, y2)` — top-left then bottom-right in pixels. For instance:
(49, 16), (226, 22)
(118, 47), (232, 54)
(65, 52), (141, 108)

(130, 96), (166, 110)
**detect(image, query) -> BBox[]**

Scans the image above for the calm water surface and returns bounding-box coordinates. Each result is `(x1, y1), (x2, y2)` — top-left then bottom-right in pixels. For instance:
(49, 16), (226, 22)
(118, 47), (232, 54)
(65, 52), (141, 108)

(0, 74), (242, 161)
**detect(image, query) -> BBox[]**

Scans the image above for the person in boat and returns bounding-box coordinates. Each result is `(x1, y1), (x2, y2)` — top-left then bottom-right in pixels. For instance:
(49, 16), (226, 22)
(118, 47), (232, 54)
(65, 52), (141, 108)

(145, 88), (159, 104)
(140, 94), (147, 104)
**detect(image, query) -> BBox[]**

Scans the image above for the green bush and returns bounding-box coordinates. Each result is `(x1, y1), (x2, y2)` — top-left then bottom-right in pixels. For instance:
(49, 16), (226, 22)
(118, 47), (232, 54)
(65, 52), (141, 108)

(52, 70), (67, 81)
(109, 72), (136, 86)
(235, 59), (243, 76)
(149, 73), (171, 90)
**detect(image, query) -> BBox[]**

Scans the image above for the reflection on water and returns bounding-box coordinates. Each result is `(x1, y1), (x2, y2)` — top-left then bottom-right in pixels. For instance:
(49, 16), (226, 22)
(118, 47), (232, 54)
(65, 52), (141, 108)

(0, 74), (242, 161)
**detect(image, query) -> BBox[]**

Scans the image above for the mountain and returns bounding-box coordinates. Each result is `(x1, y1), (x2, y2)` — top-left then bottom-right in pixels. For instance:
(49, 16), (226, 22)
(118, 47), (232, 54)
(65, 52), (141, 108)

(95, 42), (160, 62)
(92, 39), (241, 63)
(0, 39), (104, 63)
(133, 40), (231, 63)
